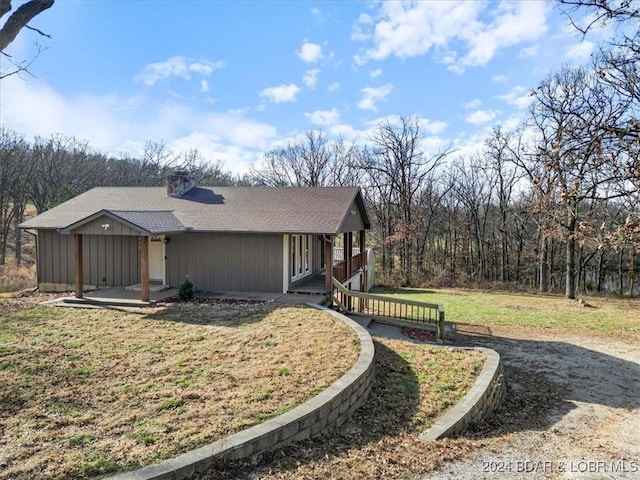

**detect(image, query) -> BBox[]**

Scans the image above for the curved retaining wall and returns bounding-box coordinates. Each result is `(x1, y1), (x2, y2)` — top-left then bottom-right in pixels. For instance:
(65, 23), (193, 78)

(420, 346), (506, 440)
(107, 304), (375, 480)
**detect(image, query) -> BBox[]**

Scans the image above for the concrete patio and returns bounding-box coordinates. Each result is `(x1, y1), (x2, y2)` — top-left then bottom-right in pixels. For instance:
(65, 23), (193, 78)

(43, 286), (326, 310)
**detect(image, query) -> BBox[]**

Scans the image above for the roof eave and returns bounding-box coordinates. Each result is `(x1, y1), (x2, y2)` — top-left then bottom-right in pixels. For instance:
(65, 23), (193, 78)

(58, 209), (152, 236)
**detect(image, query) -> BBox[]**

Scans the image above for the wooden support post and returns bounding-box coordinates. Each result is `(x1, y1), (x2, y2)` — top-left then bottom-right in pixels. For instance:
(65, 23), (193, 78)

(438, 309), (446, 344)
(324, 235), (333, 294)
(346, 232), (353, 310)
(74, 234), (83, 299)
(140, 236), (149, 303)
(359, 229), (367, 293)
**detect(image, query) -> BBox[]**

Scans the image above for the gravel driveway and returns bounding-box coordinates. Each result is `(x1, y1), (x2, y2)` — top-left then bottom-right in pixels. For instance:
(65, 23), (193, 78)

(424, 325), (640, 480)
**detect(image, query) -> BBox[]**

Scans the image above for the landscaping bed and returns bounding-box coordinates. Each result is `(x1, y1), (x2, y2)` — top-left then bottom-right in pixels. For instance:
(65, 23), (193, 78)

(0, 297), (360, 479)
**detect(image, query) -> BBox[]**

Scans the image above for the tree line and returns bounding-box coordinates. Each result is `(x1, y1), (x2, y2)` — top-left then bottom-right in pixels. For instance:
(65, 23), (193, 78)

(1, 0), (638, 298)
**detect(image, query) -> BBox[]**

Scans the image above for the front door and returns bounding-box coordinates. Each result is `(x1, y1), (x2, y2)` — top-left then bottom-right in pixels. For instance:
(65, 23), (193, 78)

(148, 236), (165, 284)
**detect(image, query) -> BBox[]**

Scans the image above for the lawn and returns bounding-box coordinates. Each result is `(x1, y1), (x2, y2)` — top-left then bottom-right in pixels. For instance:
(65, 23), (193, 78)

(379, 288), (640, 336)
(0, 297), (360, 480)
(203, 337), (486, 480)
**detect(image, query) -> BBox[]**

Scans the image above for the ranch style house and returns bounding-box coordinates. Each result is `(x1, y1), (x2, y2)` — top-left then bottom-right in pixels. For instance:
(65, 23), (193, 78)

(19, 171), (372, 302)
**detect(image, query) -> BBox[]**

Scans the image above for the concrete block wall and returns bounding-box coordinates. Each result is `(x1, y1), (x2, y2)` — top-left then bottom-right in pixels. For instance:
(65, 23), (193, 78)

(107, 305), (375, 480)
(420, 346), (506, 440)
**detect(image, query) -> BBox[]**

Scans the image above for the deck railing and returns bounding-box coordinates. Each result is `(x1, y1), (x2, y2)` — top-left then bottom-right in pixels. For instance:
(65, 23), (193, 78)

(331, 277), (446, 343)
(333, 251), (367, 283)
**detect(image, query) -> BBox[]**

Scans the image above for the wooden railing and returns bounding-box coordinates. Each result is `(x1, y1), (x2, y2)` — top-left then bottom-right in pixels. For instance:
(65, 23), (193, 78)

(332, 277), (446, 343)
(333, 252), (367, 283)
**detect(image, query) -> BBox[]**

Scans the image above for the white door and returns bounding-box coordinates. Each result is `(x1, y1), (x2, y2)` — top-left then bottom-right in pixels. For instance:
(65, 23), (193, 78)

(148, 236), (165, 283)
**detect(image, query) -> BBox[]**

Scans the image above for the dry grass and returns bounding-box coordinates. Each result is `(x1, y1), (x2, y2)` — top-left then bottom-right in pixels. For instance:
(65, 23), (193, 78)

(0, 297), (359, 479)
(0, 264), (36, 293)
(204, 338), (486, 480)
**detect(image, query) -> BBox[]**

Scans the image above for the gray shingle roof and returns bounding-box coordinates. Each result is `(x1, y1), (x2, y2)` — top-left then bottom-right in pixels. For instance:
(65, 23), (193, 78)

(20, 186), (370, 235)
(109, 210), (186, 234)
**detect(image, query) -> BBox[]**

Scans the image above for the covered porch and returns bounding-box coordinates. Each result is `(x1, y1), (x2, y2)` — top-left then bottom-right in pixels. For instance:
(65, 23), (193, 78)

(287, 229), (372, 295)
(61, 209), (185, 304)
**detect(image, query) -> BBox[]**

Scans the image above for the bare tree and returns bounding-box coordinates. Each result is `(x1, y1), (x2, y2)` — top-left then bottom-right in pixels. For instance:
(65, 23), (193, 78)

(528, 63), (633, 298)
(484, 126), (525, 282)
(0, 128), (33, 264)
(364, 116), (451, 282)
(252, 131), (363, 187)
(29, 134), (97, 212)
(0, 0), (54, 78)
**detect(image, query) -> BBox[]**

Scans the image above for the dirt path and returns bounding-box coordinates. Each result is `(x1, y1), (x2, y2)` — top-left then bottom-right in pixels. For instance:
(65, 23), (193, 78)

(425, 326), (640, 479)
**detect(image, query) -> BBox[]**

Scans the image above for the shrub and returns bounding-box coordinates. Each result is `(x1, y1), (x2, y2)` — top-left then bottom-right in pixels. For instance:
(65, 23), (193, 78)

(179, 276), (194, 301)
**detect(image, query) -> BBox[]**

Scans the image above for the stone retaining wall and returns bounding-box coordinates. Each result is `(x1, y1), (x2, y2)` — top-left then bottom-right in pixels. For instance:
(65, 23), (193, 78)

(107, 304), (375, 480)
(420, 346), (506, 440)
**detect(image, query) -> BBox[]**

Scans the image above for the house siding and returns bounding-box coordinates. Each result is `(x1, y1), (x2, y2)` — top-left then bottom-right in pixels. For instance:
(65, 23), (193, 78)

(37, 230), (140, 288)
(73, 215), (141, 236)
(166, 232), (284, 293)
(339, 199), (367, 233)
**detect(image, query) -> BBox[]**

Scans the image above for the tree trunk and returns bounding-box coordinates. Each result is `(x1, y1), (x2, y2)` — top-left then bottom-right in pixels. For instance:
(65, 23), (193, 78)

(565, 211), (577, 299)
(596, 249), (604, 292)
(539, 234), (548, 293)
(618, 249), (625, 296)
(566, 236), (576, 299)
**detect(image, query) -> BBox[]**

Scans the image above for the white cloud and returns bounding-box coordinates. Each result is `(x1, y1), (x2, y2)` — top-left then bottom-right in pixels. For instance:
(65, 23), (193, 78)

(2, 76), (276, 175)
(200, 80), (210, 93)
(564, 41), (594, 61)
(134, 56), (225, 86)
(519, 45), (539, 58)
(419, 117), (448, 135)
(310, 7), (328, 24)
(492, 74), (508, 83)
(351, 13), (373, 41)
(303, 68), (320, 88)
(465, 109), (500, 125)
(305, 108), (340, 127)
(354, 1), (549, 72)
(357, 84), (393, 111)
(297, 42), (323, 63)
(464, 99), (482, 110)
(496, 85), (533, 109)
(260, 83), (301, 103)
(327, 82), (340, 92)
(370, 68), (383, 78)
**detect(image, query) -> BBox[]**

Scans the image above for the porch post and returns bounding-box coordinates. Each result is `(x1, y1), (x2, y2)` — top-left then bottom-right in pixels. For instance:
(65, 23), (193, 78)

(74, 233), (83, 299)
(343, 233), (349, 278)
(324, 235), (333, 293)
(140, 236), (149, 302)
(359, 230), (367, 293)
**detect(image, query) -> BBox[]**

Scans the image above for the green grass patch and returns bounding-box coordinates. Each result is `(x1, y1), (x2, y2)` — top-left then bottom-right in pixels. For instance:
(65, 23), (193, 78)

(158, 397), (184, 411)
(68, 432), (93, 447)
(78, 452), (117, 476)
(377, 288), (640, 335)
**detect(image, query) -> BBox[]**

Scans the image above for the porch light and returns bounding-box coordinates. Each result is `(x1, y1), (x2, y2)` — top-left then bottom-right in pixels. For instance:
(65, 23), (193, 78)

(164, 237), (170, 244)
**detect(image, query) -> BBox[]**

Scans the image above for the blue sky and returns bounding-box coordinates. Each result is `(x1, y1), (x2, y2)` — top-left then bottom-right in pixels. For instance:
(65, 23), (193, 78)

(1, 0), (605, 174)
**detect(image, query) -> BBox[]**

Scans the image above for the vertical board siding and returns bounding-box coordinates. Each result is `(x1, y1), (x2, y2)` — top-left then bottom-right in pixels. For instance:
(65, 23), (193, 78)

(74, 216), (140, 236)
(339, 199), (366, 233)
(38, 230), (284, 292)
(167, 232), (284, 293)
(37, 230), (139, 287)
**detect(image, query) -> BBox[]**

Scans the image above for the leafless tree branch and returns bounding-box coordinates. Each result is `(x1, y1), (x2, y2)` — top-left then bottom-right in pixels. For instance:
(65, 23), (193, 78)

(0, 0), (54, 52)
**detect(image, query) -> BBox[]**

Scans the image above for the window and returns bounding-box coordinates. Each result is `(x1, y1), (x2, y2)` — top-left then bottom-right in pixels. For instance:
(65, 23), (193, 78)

(291, 234), (312, 280)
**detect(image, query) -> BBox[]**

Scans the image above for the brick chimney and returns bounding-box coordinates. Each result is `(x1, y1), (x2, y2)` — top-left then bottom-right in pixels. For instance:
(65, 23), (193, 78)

(167, 169), (195, 197)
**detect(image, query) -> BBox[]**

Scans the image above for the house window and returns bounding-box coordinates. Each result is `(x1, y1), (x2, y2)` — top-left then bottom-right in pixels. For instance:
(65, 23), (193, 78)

(291, 234), (312, 280)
